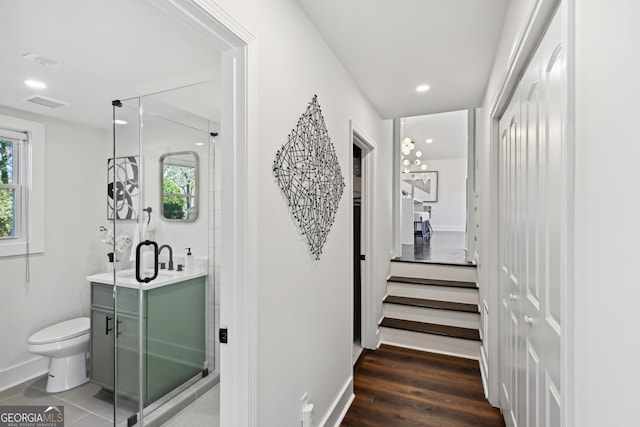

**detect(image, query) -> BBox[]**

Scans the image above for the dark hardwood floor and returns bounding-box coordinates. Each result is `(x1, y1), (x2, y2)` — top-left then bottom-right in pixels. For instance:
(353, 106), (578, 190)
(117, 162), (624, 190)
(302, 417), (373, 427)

(341, 345), (504, 427)
(395, 231), (470, 265)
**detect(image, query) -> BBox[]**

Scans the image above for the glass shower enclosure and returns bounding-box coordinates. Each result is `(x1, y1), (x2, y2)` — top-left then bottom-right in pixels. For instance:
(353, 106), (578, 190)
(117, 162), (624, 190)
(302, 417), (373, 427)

(103, 83), (218, 426)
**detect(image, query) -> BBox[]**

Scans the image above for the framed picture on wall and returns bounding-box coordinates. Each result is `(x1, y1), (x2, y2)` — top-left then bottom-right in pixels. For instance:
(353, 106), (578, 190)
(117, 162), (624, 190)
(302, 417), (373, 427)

(107, 156), (139, 220)
(401, 171), (438, 203)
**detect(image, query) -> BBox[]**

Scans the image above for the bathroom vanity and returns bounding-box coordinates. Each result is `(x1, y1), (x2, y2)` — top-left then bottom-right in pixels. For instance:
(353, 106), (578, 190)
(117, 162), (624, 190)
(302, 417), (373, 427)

(87, 270), (206, 406)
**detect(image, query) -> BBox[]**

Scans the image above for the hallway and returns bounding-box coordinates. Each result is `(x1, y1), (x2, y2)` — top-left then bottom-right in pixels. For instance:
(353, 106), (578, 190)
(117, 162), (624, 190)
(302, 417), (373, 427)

(341, 345), (503, 427)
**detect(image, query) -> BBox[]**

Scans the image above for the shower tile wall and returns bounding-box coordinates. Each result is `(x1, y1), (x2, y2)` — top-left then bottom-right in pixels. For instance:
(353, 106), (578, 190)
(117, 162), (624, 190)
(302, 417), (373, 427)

(206, 135), (221, 373)
(213, 139), (221, 372)
(203, 131), (221, 373)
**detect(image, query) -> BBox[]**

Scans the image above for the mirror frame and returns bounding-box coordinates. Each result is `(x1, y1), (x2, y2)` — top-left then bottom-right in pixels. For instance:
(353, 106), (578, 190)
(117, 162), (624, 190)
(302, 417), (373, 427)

(159, 151), (199, 222)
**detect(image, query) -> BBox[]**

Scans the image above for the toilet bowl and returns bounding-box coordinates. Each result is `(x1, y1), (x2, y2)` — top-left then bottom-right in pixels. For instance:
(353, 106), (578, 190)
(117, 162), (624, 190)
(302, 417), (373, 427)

(28, 317), (91, 393)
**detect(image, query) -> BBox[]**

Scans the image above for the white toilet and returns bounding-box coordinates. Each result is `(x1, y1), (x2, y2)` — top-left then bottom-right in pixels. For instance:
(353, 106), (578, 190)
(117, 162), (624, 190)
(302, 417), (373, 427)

(28, 317), (91, 393)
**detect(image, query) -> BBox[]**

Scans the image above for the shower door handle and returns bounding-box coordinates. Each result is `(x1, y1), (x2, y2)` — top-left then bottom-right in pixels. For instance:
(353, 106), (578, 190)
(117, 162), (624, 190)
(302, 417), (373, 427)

(135, 240), (159, 283)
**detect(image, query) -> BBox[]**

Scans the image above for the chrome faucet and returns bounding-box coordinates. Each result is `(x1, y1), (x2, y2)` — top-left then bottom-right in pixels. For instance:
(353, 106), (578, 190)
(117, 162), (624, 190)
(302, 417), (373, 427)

(158, 244), (174, 270)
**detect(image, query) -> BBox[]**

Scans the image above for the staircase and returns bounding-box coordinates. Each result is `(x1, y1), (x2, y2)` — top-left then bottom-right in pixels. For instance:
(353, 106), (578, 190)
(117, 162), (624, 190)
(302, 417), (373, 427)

(380, 260), (480, 360)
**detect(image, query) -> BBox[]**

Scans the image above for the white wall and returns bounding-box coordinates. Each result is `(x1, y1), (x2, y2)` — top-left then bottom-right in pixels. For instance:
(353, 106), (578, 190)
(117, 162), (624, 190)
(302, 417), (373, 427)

(573, 1), (640, 425)
(424, 159), (467, 232)
(0, 107), (107, 390)
(211, 0), (391, 425)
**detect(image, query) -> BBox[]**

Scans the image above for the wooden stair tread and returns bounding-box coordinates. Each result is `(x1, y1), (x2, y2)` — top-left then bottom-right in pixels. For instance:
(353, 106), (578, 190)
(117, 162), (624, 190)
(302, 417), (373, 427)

(384, 296), (479, 313)
(380, 317), (481, 341)
(388, 276), (476, 289)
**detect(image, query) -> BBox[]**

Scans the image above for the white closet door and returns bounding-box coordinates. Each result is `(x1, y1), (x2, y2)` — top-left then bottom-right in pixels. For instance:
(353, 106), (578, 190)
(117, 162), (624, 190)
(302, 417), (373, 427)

(499, 95), (523, 427)
(499, 9), (564, 427)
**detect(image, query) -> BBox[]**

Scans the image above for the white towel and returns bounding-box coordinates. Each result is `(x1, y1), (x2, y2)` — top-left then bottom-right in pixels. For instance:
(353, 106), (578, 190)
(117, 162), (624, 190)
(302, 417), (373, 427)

(146, 210), (158, 232)
(129, 210), (159, 262)
(129, 221), (141, 262)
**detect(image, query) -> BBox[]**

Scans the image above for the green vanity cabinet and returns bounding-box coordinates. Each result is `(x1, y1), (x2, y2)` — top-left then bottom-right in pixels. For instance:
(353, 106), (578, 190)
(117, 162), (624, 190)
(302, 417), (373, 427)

(90, 283), (141, 402)
(89, 276), (206, 406)
(90, 306), (114, 389)
(145, 278), (206, 403)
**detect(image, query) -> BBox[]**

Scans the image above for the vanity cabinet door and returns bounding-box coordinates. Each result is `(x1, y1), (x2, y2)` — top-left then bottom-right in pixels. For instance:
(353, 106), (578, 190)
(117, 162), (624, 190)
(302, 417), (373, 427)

(115, 312), (142, 403)
(145, 277), (205, 403)
(90, 307), (115, 390)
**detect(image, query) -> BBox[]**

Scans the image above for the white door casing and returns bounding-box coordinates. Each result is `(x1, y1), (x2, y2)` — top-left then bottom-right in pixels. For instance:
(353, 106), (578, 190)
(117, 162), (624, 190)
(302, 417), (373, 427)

(350, 121), (379, 350)
(498, 9), (564, 427)
(153, 1), (259, 426)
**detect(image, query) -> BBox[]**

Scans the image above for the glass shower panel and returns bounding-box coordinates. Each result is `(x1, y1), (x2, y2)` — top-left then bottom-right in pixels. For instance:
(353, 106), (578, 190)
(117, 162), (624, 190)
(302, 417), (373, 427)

(111, 85), (215, 426)
(112, 98), (144, 427)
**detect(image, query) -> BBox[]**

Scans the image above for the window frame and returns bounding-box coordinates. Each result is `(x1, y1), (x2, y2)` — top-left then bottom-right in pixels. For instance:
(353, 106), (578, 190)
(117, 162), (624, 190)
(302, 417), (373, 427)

(0, 137), (23, 240)
(0, 114), (45, 257)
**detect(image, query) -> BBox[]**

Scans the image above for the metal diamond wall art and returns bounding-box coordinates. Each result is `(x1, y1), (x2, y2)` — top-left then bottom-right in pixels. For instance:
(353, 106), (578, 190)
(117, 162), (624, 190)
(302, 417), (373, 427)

(273, 95), (345, 260)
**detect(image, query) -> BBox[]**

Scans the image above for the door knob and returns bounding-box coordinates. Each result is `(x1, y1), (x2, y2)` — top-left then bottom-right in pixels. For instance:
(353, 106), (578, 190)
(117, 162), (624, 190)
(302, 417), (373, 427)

(509, 293), (517, 301)
(523, 315), (534, 325)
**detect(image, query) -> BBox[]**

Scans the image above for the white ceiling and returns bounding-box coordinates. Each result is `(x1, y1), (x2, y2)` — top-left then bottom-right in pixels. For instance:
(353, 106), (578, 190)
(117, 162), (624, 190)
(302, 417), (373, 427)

(0, 1), (507, 130)
(404, 110), (468, 162)
(0, 0), (221, 130)
(295, 0), (509, 119)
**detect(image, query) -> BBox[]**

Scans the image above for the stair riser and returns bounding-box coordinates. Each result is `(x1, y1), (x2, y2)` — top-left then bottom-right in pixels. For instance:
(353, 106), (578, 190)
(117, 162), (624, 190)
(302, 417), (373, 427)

(390, 262), (477, 282)
(387, 282), (479, 305)
(380, 327), (480, 360)
(383, 304), (480, 329)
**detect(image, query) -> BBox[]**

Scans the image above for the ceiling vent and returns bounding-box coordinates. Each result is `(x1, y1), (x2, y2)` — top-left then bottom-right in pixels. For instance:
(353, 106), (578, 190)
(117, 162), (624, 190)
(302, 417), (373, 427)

(23, 95), (69, 109)
(22, 53), (61, 68)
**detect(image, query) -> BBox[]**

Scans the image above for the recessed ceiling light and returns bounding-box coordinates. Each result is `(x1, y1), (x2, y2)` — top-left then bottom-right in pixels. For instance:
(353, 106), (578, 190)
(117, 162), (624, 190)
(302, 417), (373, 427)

(426, 138), (433, 144)
(415, 151), (422, 158)
(24, 79), (46, 90)
(421, 164), (427, 170)
(416, 84), (430, 93)
(114, 119), (127, 125)
(195, 142), (205, 146)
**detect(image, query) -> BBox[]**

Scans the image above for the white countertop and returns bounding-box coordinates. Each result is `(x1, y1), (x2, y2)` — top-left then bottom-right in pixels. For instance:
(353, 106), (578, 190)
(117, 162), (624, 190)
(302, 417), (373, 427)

(87, 268), (207, 290)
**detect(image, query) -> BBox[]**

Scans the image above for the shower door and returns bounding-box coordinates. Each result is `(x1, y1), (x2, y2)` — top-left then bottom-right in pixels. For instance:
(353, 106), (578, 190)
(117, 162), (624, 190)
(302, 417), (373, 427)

(111, 90), (215, 426)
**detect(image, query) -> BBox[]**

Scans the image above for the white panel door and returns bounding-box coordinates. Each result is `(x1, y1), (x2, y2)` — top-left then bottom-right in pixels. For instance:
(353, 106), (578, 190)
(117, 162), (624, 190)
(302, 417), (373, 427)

(499, 95), (523, 427)
(498, 9), (564, 427)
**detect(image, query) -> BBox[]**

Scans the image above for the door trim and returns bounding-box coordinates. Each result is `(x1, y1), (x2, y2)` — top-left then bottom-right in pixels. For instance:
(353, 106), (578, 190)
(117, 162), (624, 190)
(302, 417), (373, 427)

(157, 1), (258, 426)
(350, 120), (378, 350)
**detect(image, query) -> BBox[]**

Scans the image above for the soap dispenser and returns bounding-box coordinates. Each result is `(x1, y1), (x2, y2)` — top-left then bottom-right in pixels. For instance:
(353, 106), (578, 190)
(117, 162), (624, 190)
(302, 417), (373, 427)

(185, 248), (193, 273)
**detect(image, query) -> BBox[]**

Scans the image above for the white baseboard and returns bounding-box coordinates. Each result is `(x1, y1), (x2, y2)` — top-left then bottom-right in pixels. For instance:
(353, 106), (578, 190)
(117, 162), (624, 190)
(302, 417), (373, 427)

(320, 376), (354, 427)
(431, 225), (466, 232)
(0, 356), (49, 392)
(480, 346), (489, 400)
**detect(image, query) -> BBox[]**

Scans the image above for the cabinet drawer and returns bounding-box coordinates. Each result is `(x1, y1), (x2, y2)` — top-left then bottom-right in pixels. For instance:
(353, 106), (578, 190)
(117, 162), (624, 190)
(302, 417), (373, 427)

(91, 283), (114, 309)
(91, 283), (140, 316)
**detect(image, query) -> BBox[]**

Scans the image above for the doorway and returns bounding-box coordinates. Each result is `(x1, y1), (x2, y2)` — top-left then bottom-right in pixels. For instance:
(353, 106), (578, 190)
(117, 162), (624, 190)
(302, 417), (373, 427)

(353, 144), (363, 357)
(350, 122), (377, 354)
(397, 112), (469, 265)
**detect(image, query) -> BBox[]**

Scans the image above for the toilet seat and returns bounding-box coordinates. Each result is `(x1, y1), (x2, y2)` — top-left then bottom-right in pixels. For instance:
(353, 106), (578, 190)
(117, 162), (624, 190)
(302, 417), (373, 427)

(28, 317), (90, 345)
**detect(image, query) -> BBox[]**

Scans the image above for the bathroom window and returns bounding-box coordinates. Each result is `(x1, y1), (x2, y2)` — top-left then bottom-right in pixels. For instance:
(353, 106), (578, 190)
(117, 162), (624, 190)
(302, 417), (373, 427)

(0, 114), (45, 257)
(0, 137), (21, 239)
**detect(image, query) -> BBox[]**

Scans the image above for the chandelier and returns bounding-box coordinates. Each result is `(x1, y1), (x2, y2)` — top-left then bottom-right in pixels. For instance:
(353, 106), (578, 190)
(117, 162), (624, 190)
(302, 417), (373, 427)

(401, 119), (427, 173)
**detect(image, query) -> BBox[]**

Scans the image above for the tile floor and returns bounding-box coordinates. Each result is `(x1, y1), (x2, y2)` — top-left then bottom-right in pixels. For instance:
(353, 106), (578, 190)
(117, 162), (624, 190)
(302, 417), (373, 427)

(0, 376), (134, 426)
(0, 375), (220, 427)
(162, 384), (219, 427)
